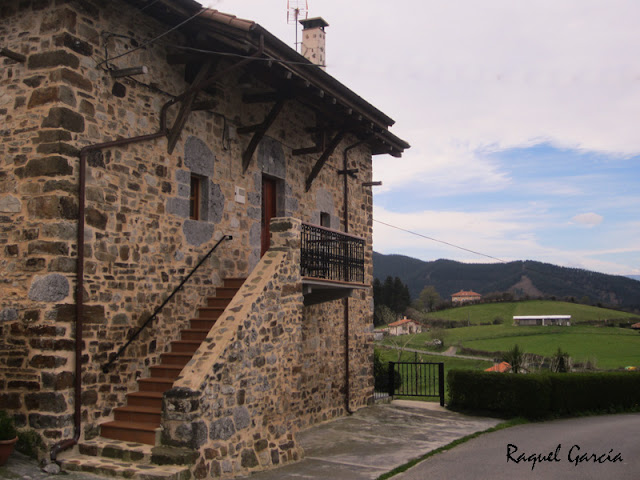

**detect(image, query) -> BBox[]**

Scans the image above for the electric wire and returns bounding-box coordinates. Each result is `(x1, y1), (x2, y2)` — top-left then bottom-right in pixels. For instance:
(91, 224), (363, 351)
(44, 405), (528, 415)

(96, 8), (208, 67)
(372, 218), (617, 297)
(138, 0), (163, 12)
(170, 45), (325, 67)
(373, 219), (508, 264)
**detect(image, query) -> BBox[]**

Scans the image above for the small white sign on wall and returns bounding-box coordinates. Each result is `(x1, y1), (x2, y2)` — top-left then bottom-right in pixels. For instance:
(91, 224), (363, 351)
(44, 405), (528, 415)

(235, 186), (246, 204)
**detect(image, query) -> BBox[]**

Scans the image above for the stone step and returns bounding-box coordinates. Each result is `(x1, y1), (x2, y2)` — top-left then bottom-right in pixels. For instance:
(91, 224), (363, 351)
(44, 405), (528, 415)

(60, 452), (190, 480)
(170, 340), (201, 353)
(197, 306), (224, 319)
(149, 364), (182, 379)
(159, 352), (192, 366)
(206, 296), (232, 308)
(215, 286), (241, 298)
(100, 421), (158, 445)
(189, 318), (216, 330)
(137, 377), (175, 393)
(113, 405), (161, 424)
(180, 328), (209, 341)
(77, 438), (153, 463)
(126, 391), (163, 409)
(223, 277), (246, 288)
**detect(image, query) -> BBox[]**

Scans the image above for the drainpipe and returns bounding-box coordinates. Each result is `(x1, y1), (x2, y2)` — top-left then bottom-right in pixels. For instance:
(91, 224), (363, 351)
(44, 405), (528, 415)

(341, 137), (372, 415)
(50, 130), (168, 463)
(50, 38), (265, 462)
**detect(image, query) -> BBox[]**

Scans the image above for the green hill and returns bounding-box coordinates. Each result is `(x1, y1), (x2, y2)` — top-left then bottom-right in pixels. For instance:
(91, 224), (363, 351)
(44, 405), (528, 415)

(373, 252), (640, 311)
(421, 300), (640, 325)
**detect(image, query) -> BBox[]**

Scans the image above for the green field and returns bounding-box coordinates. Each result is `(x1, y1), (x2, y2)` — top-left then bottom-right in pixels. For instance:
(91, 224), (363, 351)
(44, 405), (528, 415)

(422, 300), (640, 325)
(383, 325), (640, 370)
(379, 302), (640, 370)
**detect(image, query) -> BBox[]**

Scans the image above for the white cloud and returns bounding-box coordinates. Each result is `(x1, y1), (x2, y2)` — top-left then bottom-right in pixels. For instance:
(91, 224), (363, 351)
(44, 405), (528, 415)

(570, 212), (604, 227)
(210, 1), (640, 275)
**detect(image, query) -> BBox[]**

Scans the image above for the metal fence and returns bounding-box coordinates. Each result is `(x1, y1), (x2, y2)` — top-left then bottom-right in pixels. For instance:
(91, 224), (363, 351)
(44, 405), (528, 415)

(300, 223), (365, 283)
(388, 361), (445, 406)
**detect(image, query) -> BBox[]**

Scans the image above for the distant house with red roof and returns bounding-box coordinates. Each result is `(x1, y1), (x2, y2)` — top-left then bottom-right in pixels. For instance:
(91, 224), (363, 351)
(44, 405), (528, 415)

(451, 289), (482, 304)
(387, 317), (422, 336)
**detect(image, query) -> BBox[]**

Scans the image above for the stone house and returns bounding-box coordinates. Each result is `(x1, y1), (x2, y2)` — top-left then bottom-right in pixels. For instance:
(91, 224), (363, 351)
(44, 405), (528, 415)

(451, 289), (482, 305)
(0, 0), (408, 478)
(387, 317), (421, 336)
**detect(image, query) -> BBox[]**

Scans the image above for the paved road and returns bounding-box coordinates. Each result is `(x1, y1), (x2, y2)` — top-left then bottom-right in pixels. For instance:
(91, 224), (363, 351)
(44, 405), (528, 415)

(395, 413), (640, 480)
(377, 344), (493, 362)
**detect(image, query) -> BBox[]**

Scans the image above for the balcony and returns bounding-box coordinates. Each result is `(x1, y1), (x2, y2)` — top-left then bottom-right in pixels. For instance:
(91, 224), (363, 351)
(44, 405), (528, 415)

(300, 222), (368, 305)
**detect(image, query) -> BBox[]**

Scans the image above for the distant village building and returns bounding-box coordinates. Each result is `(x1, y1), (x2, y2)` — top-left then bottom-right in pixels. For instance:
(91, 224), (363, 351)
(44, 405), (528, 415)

(387, 317), (422, 336)
(513, 315), (571, 326)
(451, 290), (482, 304)
(485, 362), (512, 373)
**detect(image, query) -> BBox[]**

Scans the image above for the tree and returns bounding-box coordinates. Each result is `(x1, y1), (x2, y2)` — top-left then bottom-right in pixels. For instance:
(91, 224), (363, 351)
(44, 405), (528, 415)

(374, 305), (396, 327)
(375, 276), (411, 316)
(414, 285), (441, 312)
(551, 347), (571, 373)
(503, 344), (524, 374)
(391, 276), (411, 313)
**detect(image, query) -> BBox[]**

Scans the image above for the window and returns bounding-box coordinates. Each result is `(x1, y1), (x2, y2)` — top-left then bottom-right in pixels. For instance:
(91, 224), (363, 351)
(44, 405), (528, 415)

(189, 175), (201, 220)
(320, 212), (331, 228)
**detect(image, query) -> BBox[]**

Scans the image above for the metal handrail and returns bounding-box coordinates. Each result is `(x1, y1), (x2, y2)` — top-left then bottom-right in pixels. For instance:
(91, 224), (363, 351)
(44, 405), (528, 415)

(101, 234), (232, 373)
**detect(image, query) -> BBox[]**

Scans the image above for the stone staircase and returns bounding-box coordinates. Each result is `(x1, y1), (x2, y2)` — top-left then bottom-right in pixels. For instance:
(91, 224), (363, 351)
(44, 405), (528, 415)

(58, 278), (246, 478)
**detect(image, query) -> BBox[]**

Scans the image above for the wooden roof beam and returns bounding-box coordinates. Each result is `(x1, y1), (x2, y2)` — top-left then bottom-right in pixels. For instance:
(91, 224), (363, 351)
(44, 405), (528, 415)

(167, 59), (213, 154)
(242, 97), (287, 172)
(305, 129), (347, 192)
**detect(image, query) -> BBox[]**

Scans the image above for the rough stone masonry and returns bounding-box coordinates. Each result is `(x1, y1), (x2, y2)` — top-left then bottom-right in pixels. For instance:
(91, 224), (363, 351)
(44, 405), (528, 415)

(0, 0), (382, 477)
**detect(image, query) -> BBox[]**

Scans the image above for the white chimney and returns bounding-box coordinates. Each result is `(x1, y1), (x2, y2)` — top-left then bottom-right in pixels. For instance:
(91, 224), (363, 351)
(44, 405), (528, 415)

(299, 17), (329, 70)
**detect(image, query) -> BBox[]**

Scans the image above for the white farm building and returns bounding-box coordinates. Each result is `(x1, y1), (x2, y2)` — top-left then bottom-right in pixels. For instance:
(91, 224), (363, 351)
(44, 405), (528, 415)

(513, 315), (571, 326)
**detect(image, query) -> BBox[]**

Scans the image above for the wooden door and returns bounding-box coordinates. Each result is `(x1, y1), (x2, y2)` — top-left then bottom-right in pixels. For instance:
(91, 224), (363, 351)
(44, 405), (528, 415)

(261, 177), (277, 256)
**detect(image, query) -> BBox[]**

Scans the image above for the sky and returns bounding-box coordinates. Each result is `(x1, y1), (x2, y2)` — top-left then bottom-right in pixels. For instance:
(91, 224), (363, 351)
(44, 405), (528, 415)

(206, 1), (640, 276)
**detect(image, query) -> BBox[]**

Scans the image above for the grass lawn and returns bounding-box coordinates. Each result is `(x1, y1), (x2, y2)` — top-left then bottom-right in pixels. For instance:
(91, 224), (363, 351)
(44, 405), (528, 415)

(463, 326), (640, 369)
(422, 300), (640, 326)
(381, 324), (640, 370)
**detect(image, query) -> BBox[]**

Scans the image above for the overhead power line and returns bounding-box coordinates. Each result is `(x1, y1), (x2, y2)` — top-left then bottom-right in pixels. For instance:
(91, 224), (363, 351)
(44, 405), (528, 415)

(373, 218), (508, 264)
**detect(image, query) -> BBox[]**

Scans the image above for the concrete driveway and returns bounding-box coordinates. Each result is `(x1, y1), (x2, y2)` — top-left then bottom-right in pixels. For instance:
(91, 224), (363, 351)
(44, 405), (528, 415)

(394, 413), (640, 480)
(239, 400), (502, 479)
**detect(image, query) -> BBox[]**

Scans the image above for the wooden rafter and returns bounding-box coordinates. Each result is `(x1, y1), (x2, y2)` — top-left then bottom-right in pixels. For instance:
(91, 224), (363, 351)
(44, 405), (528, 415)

(293, 130), (326, 156)
(305, 130), (347, 192)
(241, 97), (287, 173)
(166, 59), (213, 154)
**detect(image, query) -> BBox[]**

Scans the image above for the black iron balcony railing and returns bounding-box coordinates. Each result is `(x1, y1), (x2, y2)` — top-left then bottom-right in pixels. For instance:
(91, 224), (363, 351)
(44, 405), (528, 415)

(301, 223), (365, 283)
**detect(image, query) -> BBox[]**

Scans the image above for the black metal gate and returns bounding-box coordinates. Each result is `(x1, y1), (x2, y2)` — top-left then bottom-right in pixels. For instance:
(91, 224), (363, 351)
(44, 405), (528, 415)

(389, 361), (445, 406)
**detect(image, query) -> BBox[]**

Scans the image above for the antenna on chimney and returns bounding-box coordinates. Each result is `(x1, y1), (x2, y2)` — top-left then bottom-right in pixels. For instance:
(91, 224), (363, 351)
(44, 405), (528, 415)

(287, 0), (309, 52)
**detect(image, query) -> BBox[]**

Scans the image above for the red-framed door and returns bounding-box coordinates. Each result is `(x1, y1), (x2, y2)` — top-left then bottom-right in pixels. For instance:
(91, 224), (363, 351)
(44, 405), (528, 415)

(261, 177), (277, 256)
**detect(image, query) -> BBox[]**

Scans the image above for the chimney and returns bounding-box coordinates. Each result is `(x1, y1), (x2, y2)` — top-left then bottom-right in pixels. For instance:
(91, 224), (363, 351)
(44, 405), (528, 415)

(299, 17), (329, 70)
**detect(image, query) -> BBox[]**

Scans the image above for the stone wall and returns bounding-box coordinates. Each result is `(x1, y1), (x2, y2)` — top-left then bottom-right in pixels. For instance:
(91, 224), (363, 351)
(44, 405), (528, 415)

(163, 218), (304, 478)
(0, 0), (374, 455)
(164, 218), (373, 478)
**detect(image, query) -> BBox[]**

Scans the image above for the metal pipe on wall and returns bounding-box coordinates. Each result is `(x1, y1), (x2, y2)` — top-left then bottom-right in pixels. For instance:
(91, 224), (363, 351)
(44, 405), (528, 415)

(341, 136), (372, 414)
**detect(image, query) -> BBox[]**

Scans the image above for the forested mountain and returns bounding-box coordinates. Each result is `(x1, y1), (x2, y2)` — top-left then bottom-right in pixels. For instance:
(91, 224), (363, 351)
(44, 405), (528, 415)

(373, 252), (640, 311)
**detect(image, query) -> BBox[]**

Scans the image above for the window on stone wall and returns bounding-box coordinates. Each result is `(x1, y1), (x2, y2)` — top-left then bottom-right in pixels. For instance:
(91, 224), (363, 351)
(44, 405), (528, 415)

(190, 174), (202, 220)
(320, 212), (331, 228)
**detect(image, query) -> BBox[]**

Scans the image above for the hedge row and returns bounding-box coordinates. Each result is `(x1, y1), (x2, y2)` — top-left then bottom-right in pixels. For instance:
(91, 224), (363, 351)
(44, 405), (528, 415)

(448, 370), (640, 419)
